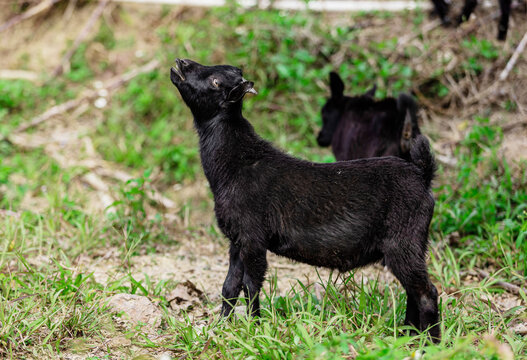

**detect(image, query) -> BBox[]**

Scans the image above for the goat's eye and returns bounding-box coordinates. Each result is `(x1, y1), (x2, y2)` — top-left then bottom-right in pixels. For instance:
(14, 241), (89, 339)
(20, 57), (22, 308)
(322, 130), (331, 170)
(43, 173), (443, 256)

(212, 78), (220, 87)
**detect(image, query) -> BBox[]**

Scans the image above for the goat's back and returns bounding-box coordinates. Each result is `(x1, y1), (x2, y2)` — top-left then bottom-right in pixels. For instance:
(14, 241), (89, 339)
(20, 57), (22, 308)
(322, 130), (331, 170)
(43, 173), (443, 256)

(332, 97), (402, 160)
(247, 155), (434, 271)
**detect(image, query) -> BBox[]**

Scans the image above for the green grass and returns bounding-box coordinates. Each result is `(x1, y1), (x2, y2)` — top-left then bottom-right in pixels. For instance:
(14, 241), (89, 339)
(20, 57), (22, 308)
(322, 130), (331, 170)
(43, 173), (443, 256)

(0, 3), (526, 359)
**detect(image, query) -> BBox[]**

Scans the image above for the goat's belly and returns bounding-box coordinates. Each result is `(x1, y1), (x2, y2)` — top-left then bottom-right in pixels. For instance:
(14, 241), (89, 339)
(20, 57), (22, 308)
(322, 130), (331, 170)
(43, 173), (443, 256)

(268, 233), (380, 272)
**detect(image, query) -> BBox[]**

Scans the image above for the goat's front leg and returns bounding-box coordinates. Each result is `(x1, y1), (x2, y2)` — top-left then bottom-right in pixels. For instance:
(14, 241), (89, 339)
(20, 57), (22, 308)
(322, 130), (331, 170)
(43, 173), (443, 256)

(457, 0), (478, 24)
(404, 293), (420, 334)
(221, 244), (244, 317)
(497, 0), (511, 40)
(240, 246), (268, 318)
(431, 0), (451, 25)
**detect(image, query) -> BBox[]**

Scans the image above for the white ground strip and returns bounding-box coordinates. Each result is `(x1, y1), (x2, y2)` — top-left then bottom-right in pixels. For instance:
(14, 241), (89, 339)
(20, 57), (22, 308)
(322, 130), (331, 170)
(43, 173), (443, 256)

(114, 0), (432, 12)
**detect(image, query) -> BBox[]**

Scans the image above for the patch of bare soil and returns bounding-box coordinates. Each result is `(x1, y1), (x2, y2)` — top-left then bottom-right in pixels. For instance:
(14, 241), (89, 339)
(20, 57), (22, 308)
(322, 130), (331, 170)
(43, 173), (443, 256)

(61, 236), (400, 359)
(499, 124), (527, 169)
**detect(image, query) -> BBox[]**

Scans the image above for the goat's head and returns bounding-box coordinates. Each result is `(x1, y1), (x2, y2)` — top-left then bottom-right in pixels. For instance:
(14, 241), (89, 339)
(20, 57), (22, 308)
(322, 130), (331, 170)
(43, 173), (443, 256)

(317, 72), (377, 147)
(317, 72), (345, 147)
(170, 59), (257, 119)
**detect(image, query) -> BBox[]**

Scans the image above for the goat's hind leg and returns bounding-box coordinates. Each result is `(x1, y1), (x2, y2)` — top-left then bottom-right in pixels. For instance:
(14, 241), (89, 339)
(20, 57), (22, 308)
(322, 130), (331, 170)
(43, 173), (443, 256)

(221, 244), (245, 317)
(384, 250), (440, 343)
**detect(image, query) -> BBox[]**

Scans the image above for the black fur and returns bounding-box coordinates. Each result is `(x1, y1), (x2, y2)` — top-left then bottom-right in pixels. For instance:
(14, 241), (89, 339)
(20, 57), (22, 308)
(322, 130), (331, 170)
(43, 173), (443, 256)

(170, 59), (441, 342)
(317, 72), (421, 161)
(431, 0), (512, 40)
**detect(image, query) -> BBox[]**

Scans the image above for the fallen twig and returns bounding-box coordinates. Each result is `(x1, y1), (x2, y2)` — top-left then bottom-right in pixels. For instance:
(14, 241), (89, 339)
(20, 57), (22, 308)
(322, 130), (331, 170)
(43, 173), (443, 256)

(9, 294), (37, 304)
(52, 0), (110, 77)
(80, 172), (116, 211)
(462, 82), (499, 107)
(509, 88), (526, 116)
(12, 59), (160, 134)
(499, 30), (527, 82)
(8, 134), (176, 210)
(0, 69), (39, 82)
(14, 95), (92, 134)
(412, 87), (452, 116)
(105, 58), (160, 91)
(417, 21), (478, 63)
(63, 0), (78, 21)
(435, 118), (527, 148)
(71, 158), (176, 210)
(501, 119), (527, 132)
(462, 30), (527, 108)
(2, 60), (163, 212)
(0, 0), (62, 33)
(56, 154), (175, 209)
(396, 18), (442, 48)
(475, 269), (526, 296)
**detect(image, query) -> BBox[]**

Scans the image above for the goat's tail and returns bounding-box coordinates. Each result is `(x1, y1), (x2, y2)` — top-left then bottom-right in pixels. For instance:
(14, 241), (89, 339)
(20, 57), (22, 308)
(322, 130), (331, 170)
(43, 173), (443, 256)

(397, 94), (421, 154)
(397, 93), (418, 121)
(409, 135), (436, 189)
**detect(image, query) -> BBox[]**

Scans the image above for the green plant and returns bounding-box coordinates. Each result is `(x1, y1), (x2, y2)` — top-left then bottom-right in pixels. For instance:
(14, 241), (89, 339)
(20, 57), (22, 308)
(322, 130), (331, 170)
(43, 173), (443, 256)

(66, 44), (94, 82)
(433, 118), (527, 274)
(461, 37), (499, 74)
(94, 18), (116, 50)
(107, 169), (172, 260)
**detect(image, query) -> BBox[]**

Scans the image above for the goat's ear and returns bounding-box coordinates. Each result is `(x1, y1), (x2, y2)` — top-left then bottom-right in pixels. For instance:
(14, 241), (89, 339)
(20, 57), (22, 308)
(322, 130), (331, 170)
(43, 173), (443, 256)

(227, 80), (258, 103)
(329, 72), (344, 99)
(365, 84), (377, 98)
(400, 111), (413, 153)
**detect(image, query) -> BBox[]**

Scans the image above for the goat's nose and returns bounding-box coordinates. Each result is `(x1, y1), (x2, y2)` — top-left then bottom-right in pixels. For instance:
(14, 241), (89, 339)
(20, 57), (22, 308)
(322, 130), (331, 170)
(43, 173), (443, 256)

(317, 133), (330, 147)
(175, 58), (189, 68)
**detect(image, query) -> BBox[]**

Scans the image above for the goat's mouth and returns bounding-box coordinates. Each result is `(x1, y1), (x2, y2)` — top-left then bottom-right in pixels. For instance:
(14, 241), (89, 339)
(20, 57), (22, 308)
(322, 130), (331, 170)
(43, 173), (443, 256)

(171, 60), (185, 82)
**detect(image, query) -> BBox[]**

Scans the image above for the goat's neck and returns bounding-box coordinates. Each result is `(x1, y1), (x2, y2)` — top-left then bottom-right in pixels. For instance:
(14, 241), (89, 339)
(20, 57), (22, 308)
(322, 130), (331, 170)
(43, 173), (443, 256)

(194, 110), (262, 194)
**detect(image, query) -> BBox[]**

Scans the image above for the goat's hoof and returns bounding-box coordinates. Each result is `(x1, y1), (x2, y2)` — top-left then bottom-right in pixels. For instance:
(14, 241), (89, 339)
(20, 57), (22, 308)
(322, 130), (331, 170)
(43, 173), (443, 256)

(406, 328), (419, 337)
(441, 17), (452, 27)
(428, 326), (441, 344)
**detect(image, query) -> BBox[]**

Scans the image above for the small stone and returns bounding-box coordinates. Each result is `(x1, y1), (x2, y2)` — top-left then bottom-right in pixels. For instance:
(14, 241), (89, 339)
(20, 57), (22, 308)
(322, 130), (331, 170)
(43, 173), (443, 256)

(158, 352), (173, 360)
(107, 294), (162, 328)
(108, 336), (132, 348)
(511, 323), (527, 335)
(94, 97), (107, 109)
(167, 280), (205, 312)
(98, 88), (109, 97)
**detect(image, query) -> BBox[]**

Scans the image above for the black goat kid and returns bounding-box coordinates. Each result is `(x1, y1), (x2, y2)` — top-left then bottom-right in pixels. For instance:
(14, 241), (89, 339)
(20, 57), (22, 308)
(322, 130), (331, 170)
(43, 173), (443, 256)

(431, 0), (511, 40)
(170, 59), (440, 342)
(317, 72), (420, 161)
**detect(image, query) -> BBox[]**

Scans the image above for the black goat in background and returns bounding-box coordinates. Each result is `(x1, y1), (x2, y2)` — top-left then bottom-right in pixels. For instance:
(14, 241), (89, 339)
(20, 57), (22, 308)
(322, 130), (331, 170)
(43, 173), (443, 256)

(431, 0), (512, 40)
(317, 72), (420, 161)
(170, 58), (440, 342)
